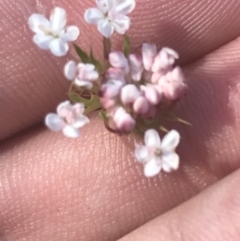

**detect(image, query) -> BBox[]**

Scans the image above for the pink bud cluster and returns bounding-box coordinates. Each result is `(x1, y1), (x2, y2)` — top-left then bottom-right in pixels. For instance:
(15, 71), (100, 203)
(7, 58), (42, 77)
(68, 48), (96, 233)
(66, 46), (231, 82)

(99, 43), (188, 133)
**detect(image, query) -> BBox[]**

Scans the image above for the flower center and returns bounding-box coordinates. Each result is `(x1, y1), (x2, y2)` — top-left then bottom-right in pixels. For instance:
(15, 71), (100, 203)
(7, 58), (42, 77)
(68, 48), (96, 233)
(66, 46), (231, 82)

(38, 25), (59, 38)
(155, 148), (162, 156)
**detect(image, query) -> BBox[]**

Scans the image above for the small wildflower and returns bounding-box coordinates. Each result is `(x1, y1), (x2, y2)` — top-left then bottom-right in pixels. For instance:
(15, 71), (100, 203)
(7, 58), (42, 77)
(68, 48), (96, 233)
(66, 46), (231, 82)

(45, 101), (89, 138)
(142, 43), (178, 78)
(151, 47), (179, 73)
(84, 0), (136, 38)
(135, 129), (180, 177)
(28, 7), (80, 56)
(158, 67), (188, 100)
(64, 61), (99, 89)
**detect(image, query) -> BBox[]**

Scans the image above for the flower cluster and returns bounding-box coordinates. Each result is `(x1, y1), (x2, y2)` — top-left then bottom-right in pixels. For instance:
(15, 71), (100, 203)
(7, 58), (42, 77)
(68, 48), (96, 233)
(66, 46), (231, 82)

(100, 46), (187, 133)
(28, 0), (188, 178)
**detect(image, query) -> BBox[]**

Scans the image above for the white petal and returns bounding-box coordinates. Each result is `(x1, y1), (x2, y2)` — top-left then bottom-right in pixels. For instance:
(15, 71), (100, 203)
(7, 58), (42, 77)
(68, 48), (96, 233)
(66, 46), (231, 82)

(49, 38), (69, 56)
(63, 125), (80, 138)
(162, 47), (179, 59)
(144, 129), (161, 147)
(144, 157), (161, 177)
(96, 0), (114, 13)
(73, 103), (85, 114)
(112, 15), (130, 35)
(135, 145), (149, 163)
(161, 130), (180, 152)
(62, 26), (80, 41)
(84, 8), (104, 24)
(64, 61), (77, 80)
(45, 113), (64, 131)
(121, 84), (141, 104)
(33, 34), (53, 49)
(73, 116), (90, 128)
(129, 54), (143, 81)
(50, 7), (67, 32)
(97, 20), (114, 38)
(113, 0), (136, 15)
(28, 14), (51, 34)
(57, 100), (71, 114)
(80, 63), (95, 72)
(74, 79), (93, 89)
(142, 43), (157, 71)
(162, 152), (179, 172)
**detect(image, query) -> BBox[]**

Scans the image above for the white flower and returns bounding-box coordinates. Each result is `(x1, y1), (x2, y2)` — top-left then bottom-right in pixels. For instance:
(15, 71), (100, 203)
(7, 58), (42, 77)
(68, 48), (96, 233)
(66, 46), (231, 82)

(45, 101), (89, 138)
(64, 61), (99, 89)
(28, 7), (80, 56)
(84, 0), (136, 38)
(135, 129), (180, 177)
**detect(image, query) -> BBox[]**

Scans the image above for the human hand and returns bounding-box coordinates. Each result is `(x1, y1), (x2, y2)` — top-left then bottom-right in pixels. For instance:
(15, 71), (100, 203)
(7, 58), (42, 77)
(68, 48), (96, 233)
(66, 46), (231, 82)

(1, 0), (240, 240)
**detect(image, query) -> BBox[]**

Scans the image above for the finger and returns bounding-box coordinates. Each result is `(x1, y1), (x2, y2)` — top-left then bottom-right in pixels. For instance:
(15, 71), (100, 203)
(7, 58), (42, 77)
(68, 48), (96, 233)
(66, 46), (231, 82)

(119, 168), (240, 241)
(1, 35), (240, 240)
(1, 0), (240, 140)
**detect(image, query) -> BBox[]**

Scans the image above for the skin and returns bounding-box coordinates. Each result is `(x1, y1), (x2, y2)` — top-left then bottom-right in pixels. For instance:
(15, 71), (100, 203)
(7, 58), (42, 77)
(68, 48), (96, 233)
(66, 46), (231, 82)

(1, 0), (240, 240)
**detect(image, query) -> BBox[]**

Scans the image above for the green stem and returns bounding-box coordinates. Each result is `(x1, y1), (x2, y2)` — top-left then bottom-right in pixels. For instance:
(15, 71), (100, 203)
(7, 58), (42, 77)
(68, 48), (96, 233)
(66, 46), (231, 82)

(103, 37), (111, 60)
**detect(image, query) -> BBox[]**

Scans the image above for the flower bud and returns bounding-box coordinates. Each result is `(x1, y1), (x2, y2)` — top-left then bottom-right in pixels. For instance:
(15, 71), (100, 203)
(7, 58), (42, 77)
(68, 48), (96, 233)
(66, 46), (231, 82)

(151, 72), (163, 84)
(152, 47), (179, 73)
(141, 85), (162, 105)
(113, 107), (136, 132)
(99, 80), (123, 109)
(109, 51), (129, 73)
(142, 43), (157, 71)
(105, 67), (125, 83)
(121, 84), (141, 105)
(133, 96), (149, 114)
(128, 53), (143, 81)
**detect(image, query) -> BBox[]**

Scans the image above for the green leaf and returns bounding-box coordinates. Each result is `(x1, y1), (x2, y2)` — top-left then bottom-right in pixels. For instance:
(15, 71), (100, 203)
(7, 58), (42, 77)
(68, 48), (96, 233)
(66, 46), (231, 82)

(163, 112), (192, 126)
(73, 44), (90, 63)
(90, 94), (100, 103)
(123, 35), (131, 57)
(90, 49), (103, 73)
(68, 92), (92, 105)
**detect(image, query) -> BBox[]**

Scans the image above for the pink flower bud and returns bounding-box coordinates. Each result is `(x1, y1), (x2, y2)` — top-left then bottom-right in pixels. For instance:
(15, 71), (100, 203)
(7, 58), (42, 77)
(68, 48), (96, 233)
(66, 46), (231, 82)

(121, 84), (141, 105)
(143, 106), (157, 118)
(151, 47), (179, 73)
(133, 96), (149, 114)
(109, 51), (129, 73)
(99, 80), (123, 109)
(158, 67), (188, 100)
(142, 43), (157, 71)
(105, 68), (125, 83)
(151, 72), (164, 84)
(113, 107), (136, 132)
(141, 85), (162, 105)
(128, 53), (143, 81)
